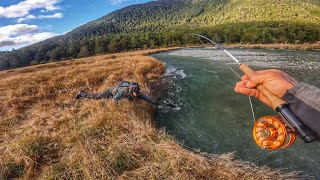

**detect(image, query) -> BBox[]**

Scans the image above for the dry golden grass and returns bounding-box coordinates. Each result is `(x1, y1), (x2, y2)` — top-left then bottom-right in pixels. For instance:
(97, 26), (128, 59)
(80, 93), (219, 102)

(0, 48), (298, 179)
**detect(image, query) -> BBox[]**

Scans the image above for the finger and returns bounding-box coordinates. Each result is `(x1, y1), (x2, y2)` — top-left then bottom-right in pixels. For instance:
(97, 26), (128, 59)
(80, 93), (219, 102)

(236, 81), (246, 87)
(234, 83), (241, 92)
(241, 75), (248, 81)
(237, 87), (272, 107)
(234, 81), (247, 92)
(245, 69), (280, 87)
(235, 81), (247, 92)
(246, 69), (281, 87)
(238, 87), (260, 98)
(254, 69), (281, 74)
(246, 73), (271, 88)
(246, 79), (258, 88)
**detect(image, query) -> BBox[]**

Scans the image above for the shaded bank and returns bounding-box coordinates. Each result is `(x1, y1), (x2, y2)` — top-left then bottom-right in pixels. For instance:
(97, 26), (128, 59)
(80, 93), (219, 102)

(0, 49), (298, 179)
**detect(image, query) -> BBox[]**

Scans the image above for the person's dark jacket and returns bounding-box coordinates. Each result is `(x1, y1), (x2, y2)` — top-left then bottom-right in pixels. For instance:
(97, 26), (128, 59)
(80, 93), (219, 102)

(112, 87), (158, 105)
(136, 92), (159, 105)
(283, 82), (320, 138)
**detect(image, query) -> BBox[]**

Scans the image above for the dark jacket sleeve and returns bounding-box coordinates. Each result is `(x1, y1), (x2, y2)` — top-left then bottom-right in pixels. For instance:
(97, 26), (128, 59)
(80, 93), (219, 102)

(137, 93), (158, 105)
(282, 82), (320, 138)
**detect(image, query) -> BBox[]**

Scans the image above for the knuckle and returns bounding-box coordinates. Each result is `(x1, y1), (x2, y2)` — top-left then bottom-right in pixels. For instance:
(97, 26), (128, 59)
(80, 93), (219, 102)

(251, 76), (257, 82)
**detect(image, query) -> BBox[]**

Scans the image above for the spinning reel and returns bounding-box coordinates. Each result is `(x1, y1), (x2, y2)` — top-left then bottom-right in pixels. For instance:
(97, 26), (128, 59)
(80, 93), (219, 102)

(253, 116), (296, 150)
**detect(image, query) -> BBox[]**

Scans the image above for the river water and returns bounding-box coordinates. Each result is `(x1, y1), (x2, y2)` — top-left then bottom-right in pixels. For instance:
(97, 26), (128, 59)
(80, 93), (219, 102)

(152, 48), (320, 178)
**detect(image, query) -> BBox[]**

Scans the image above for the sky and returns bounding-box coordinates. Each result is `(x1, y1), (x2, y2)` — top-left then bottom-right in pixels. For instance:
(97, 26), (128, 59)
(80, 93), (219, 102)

(0, 0), (152, 51)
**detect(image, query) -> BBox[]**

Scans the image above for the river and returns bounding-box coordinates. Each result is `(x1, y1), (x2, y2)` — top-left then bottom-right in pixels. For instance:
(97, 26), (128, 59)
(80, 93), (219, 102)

(152, 48), (320, 178)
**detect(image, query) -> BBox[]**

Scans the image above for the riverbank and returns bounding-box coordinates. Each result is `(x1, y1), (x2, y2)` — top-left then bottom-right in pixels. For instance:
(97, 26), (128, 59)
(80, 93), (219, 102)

(195, 42), (320, 51)
(228, 43), (320, 51)
(0, 49), (298, 179)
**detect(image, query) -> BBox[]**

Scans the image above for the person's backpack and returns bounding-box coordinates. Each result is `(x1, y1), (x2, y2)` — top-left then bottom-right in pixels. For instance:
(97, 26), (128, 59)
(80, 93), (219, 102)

(116, 81), (131, 88)
(114, 81), (140, 96)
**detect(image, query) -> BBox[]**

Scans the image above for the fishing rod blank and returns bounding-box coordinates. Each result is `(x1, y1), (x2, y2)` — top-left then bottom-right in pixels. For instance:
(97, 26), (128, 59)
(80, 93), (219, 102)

(192, 34), (317, 150)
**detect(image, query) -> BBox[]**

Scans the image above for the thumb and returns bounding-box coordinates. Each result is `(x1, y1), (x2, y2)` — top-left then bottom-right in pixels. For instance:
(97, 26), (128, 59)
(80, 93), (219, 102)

(246, 73), (266, 88)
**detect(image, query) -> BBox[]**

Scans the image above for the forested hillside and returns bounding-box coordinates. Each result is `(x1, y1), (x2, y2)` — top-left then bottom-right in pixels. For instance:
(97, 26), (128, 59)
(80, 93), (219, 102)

(1, 0), (320, 70)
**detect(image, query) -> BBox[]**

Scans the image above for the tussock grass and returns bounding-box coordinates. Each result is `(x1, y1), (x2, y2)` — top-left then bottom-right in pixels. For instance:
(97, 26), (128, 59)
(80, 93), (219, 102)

(0, 48), (298, 179)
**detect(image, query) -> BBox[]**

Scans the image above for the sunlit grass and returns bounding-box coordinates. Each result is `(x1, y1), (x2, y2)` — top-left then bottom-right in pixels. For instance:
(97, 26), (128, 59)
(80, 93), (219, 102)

(0, 48), (298, 179)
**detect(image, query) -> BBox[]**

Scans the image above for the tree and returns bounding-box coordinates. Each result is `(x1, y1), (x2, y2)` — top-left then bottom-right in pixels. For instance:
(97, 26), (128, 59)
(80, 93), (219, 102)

(95, 37), (109, 54)
(0, 59), (10, 70)
(79, 46), (90, 58)
(67, 41), (80, 58)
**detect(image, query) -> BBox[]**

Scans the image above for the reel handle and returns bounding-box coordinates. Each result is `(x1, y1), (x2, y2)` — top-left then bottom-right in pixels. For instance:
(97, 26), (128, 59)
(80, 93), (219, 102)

(239, 63), (318, 143)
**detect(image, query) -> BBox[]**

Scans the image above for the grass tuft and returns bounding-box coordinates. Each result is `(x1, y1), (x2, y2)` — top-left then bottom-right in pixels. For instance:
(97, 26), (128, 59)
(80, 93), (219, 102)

(21, 137), (61, 165)
(113, 150), (140, 175)
(1, 162), (25, 179)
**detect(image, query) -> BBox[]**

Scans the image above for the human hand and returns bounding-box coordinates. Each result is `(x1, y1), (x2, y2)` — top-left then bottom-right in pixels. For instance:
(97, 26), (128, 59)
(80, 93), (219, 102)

(234, 69), (297, 107)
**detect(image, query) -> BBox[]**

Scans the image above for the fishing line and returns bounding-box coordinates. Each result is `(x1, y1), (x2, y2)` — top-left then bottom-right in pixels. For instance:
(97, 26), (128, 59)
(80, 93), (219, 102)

(194, 36), (256, 122)
(192, 34), (318, 151)
(223, 63), (256, 122)
(252, 150), (281, 163)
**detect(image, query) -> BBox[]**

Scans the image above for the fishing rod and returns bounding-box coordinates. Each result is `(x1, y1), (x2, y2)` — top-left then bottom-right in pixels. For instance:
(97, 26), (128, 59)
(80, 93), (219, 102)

(192, 34), (317, 150)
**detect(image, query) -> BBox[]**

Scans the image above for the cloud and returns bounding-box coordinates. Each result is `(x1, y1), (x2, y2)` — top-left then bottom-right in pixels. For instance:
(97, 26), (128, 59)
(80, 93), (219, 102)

(18, 15), (36, 23)
(0, 24), (38, 37)
(0, 32), (57, 48)
(0, 41), (17, 47)
(0, 24), (57, 48)
(111, 0), (130, 5)
(0, 0), (61, 18)
(2, 32), (57, 47)
(111, 0), (147, 5)
(18, 13), (63, 22)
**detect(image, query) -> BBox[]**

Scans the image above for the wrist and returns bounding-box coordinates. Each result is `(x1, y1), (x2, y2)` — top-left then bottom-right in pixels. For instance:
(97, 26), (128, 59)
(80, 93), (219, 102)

(281, 72), (298, 89)
(277, 82), (294, 98)
(285, 82), (294, 91)
(282, 82), (302, 99)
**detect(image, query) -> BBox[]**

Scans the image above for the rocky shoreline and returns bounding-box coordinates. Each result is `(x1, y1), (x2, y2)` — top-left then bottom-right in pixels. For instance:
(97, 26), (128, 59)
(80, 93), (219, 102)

(190, 42), (320, 51)
(169, 48), (320, 70)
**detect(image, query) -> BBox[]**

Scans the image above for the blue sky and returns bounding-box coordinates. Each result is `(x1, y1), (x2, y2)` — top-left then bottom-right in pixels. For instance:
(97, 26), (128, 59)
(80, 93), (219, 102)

(0, 0), (152, 51)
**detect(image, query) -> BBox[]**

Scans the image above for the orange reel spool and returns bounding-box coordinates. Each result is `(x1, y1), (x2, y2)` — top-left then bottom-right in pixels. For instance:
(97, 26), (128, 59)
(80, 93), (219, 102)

(253, 116), (296, 150)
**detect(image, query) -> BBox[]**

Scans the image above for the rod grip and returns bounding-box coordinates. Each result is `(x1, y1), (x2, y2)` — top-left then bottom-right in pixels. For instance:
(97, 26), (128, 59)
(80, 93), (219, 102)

(239, 64), (286, 110)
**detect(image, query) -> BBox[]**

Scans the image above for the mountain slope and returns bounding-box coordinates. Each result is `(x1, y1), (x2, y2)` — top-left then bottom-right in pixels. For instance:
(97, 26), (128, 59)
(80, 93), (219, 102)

(68, 0), (320, 37)
(0, 0), (320, 70)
